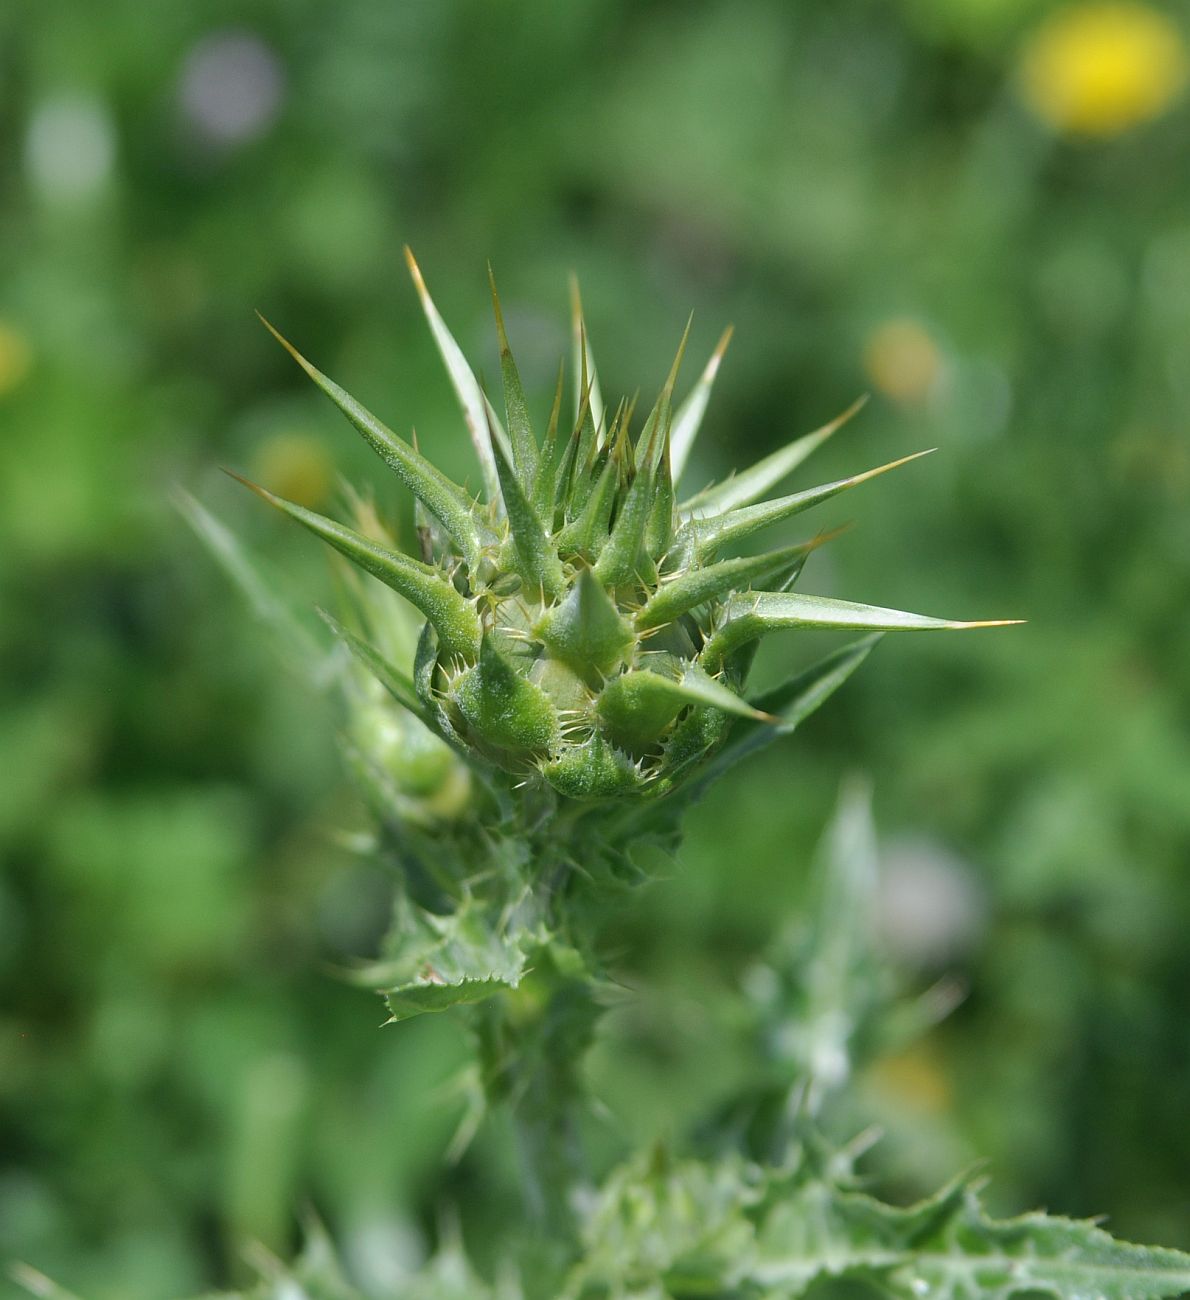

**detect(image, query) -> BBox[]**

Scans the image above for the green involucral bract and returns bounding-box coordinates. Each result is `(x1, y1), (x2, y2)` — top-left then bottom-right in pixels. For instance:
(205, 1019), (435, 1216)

(242, 254), (1015, 807)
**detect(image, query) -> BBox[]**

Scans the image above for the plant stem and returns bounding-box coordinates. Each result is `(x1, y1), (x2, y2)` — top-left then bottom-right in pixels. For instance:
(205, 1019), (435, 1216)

(477, 966), (601, 1244)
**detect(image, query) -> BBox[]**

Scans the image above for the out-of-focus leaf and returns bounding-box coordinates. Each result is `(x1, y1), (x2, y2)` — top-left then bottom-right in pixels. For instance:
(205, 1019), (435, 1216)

(174, 489), (327, 677)
(10, 1264), (86, 1300)
(348, 903), (536, 1024)
(689, 636), (881, 797)
(228, 474), (482, 662)
(316, 608), (428, 722)
(565, 1148), (1190, 1299)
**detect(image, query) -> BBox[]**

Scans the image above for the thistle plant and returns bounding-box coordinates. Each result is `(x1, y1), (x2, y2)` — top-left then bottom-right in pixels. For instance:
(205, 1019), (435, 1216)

(239, 252), (1011, 842)
(174, 257), (1190, 1300)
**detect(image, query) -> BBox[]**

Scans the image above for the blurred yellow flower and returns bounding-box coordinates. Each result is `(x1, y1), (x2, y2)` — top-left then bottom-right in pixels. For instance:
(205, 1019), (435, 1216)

(866, 1045), (952, 1113)
(0, 322), (33, 396)
(862, 318), (943, 405)
(1019, 3), (1187, 137)
(252, 433), (334, 509)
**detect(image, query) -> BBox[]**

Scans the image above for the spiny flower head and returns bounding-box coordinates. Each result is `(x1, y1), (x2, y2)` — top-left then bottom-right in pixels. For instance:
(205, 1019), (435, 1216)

(236, 254), (1014, 804)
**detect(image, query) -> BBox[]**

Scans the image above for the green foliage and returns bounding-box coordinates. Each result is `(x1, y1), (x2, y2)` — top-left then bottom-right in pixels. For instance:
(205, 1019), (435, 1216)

(5, 5), (1190, 1296)
(568, 1150), (1190, 1300)
(203, 1162), (1190, 1300)
(214, 267), (1010, 1084)
(192, 1221), (519, 1300)
(164, 277), (1187, 1300)
(187, 792), (1190, 1300)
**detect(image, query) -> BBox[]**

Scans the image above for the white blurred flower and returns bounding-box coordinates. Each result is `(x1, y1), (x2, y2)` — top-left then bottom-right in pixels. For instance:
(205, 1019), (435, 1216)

(24, 93), (116, 203)
(179, 30), (284, 146)
(879, 836), (986, 966)
(345, 1214), (425, 1294)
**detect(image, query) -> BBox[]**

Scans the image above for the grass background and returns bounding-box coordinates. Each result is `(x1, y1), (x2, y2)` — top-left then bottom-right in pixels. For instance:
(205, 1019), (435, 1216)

(2, 1), (1188, 1295)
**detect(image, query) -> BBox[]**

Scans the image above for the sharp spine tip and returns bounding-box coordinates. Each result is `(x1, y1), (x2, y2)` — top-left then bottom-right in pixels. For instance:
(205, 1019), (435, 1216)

(221, 466), (267, 497)
(404, 245), (427, 295)
(664, 314), (694, 394)
(256, 314), (322, 385)
(854, 447), (936, 483)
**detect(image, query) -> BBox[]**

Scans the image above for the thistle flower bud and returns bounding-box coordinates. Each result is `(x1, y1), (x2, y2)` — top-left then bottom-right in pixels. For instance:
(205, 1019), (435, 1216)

(243, 258), (1017, 807)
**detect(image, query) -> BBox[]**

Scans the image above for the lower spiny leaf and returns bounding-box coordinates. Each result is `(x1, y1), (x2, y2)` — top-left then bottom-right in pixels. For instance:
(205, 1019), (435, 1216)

(564, 1148), (1190, 1300)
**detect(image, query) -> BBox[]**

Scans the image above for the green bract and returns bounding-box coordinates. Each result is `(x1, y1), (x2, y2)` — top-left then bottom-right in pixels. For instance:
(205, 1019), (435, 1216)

(241, 254), (1013, 806)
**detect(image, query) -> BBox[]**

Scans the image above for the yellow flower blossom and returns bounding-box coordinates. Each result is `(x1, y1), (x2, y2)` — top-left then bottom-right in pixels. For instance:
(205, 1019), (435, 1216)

(252, 433), (334, 509)
(866, 1045), (952, 1113)
(1019, 3), (1188, 137)
(863, 318), (943, 406)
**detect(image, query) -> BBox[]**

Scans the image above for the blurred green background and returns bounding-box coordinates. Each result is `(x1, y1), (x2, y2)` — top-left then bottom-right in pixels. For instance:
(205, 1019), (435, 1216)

(2, 1), (1189, 1295)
